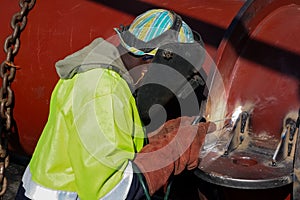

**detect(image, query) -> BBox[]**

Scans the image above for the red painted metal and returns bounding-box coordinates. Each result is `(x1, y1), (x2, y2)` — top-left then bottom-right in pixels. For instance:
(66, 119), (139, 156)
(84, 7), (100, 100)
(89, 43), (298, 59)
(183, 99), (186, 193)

(215, 0), (300, 137)
(0, 0), (243, 155)
(1, 0), (299, 199)
(197, 0), (300, 199)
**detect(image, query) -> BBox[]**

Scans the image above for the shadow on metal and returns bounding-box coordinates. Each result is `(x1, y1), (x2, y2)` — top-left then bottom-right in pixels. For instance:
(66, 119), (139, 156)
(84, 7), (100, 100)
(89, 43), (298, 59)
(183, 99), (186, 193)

(88, 0), (226, 49)
(89, 0), (300, 81)
(220, 0), (300, 80)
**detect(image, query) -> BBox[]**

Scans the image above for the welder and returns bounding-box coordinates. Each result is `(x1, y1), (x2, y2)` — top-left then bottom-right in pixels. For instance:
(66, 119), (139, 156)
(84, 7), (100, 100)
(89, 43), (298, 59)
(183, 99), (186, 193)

(16, 9), (214, 200)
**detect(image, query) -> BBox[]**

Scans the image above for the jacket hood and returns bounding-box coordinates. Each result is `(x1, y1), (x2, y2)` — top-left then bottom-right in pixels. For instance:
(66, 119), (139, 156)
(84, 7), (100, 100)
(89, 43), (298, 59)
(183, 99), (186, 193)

(55, 38), (133, 84)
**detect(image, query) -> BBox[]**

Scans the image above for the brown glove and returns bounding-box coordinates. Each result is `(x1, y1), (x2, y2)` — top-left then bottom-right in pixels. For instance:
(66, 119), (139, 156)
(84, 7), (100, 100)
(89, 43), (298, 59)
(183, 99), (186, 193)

(146, 116), (195, 144)
(133, 121), (214, 195)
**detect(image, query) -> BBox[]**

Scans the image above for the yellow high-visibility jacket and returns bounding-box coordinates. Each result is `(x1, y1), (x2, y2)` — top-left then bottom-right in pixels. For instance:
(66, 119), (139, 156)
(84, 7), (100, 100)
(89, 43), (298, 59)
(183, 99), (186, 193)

(23, 38), (145, 200)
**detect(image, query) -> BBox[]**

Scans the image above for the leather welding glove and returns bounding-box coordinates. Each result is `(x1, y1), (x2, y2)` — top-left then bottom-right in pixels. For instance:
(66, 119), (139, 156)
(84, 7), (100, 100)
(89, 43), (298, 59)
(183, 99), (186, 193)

(147, 116), (195, 144)
(133, 121), (214, 195)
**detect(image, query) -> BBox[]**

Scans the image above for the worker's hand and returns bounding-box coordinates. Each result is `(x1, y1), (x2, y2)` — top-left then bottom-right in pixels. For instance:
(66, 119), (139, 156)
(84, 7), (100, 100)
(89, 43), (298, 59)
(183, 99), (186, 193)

(133, 121), (215, 195)
(146, 116), (195, 144)
(147, 116), (215, 145)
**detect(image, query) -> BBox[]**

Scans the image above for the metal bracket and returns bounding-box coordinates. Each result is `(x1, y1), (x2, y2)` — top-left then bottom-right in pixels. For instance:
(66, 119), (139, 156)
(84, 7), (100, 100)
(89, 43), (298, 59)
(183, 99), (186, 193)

(224, 111), (250, 155)
(272, 115), (298, 165)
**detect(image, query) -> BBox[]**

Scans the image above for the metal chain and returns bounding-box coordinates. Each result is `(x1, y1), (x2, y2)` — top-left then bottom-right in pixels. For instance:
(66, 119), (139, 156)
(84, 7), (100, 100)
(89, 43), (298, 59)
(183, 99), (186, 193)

(0, 0), (36, 198)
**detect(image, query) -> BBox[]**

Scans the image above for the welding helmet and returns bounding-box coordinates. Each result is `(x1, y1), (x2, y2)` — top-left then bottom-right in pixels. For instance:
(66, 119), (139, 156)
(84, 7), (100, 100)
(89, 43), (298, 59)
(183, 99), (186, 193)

(115, 9), (207, 131)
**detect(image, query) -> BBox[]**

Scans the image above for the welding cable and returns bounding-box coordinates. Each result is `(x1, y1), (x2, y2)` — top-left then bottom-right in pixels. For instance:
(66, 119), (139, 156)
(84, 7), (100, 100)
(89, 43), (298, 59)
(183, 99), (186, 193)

(163, 179), (173, 200)
(132, 162), (151, 200)
(132, 161), (173, 200)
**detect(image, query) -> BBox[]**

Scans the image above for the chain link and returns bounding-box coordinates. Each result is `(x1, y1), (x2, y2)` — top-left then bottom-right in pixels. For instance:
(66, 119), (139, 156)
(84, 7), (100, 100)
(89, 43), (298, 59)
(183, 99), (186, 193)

(0, 0), (36, 198)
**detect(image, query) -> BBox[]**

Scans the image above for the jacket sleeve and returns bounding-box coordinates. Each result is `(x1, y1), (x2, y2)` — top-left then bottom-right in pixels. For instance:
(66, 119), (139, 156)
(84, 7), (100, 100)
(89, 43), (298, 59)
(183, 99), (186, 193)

(67, 69), (144, 199)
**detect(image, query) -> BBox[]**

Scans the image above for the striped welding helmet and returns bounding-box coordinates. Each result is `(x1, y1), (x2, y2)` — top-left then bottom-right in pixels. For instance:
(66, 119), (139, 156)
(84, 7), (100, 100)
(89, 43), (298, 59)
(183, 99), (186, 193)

(114, 9), (195, 56)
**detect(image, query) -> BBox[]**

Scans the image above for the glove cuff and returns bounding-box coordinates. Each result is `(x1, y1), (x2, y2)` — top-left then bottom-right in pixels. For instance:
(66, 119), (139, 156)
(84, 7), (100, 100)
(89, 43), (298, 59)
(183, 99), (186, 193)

(133, 144), (175, 195)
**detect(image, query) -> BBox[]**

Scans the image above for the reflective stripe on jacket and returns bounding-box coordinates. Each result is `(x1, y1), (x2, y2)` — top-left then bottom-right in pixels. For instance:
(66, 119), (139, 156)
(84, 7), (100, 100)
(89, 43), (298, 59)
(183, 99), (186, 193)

(23, 162), (134, 200)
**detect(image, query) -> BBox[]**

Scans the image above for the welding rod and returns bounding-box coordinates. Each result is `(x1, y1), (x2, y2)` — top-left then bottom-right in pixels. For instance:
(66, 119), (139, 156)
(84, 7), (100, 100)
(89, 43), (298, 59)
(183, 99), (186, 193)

(272, 128), (287, 164)
(297, 108), (300, 129)
(191, 116), (231, 125)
